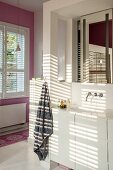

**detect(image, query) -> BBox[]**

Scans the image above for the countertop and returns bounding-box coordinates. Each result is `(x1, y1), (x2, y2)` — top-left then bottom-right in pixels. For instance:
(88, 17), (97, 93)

(51, 104), (113, 119)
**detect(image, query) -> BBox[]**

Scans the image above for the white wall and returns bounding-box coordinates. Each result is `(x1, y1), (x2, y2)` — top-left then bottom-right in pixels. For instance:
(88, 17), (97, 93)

(43, 12), (73, 105)
(43, 0), (113, 111)
(34, 8), (43, 78)
(72, 83), (113, 110)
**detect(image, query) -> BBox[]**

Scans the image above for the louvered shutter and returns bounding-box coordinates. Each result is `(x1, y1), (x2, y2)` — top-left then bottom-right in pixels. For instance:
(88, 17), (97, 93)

(4, 26), (26, 98)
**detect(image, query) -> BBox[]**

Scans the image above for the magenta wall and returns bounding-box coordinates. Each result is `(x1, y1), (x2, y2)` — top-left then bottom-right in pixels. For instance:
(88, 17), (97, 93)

(0, 2), (34, 122)
(89, 20), (112, 48)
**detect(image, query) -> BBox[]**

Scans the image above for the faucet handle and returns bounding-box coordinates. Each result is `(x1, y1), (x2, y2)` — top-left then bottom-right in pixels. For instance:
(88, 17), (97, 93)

(99, 93), (103, 97)
(94, 92), (97, 96)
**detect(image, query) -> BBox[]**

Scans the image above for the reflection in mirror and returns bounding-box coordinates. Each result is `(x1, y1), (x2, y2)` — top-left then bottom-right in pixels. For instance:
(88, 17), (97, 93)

(77, 21), (81, 82)
(80, 9), (112, 84)
(89, 14), (112, 83)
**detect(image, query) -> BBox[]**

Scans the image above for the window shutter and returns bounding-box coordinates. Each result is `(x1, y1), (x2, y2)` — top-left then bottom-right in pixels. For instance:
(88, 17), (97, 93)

(5, 27), (26, 98)
(0, 22), (29, 99)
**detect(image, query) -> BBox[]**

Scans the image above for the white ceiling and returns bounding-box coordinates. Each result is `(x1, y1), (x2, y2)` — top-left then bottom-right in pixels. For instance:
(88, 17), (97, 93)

(0, 0), (50, 12)
(56, 0), (113, 18)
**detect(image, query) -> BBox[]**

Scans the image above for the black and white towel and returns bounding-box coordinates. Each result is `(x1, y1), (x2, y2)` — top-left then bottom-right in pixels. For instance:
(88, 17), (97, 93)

(34, 81), (53, 160)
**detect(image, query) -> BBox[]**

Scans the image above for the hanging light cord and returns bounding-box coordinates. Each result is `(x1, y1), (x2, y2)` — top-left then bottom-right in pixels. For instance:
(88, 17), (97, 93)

(16, 0), (21, 52)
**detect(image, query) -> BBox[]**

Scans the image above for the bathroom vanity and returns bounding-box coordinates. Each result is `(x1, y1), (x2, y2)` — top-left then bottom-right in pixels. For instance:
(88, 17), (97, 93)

(49, 107), (113, 170)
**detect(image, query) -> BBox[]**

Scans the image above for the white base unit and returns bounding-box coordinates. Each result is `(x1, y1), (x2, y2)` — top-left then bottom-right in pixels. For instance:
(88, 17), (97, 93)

(0, 103), (26, 128)
(49, 108), (111, 170)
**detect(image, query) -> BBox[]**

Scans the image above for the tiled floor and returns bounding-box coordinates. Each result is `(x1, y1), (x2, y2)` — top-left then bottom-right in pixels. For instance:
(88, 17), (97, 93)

(0, 141), (47, 170)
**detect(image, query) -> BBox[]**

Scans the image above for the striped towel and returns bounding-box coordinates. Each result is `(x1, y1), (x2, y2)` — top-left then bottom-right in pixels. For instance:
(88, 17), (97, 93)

(34, 81), (53, 160)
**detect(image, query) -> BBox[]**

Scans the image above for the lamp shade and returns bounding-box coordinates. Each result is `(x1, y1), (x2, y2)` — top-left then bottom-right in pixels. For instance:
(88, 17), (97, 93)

(16, 43), (21, 52)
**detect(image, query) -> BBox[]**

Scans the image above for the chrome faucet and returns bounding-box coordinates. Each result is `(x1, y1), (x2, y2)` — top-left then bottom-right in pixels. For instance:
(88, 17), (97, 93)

(86, 92), (103, 101)
(86, 92), (92, 101)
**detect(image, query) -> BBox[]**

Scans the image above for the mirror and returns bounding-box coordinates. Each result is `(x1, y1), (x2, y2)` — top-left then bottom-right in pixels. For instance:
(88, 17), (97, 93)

(79, 9), (112, 83)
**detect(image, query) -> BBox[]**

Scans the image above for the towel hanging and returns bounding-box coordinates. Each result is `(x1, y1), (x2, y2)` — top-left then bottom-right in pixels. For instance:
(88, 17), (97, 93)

(34, 81), (53, 160)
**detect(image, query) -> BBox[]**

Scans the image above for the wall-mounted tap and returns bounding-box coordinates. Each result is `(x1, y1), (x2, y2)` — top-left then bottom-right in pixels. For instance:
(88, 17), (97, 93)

(86, 92), (92, 101)
(86, 92), (103, 101)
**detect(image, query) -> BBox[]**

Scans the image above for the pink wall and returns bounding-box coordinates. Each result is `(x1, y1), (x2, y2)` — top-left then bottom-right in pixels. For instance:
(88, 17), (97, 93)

(0, 2), (34, 122)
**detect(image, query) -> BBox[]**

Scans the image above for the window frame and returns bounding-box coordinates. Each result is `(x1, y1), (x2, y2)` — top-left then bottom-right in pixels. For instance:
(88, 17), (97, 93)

(0, 21), (29, 99)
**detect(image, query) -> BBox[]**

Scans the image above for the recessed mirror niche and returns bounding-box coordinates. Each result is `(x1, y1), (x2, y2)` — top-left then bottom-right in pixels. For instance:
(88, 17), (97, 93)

(79, 9), (113, 83)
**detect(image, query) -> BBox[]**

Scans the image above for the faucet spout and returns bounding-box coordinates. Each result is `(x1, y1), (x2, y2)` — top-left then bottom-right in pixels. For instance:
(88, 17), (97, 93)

(86, 92), (92, 101)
